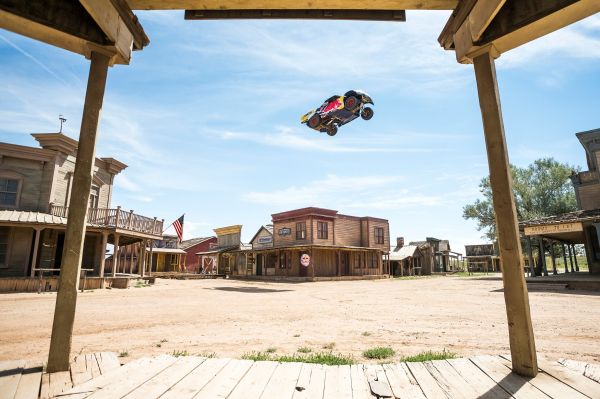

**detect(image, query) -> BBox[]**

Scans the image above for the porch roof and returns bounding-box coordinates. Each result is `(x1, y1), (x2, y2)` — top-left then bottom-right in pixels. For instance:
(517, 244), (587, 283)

(390, 244), (420, 261)
(147, 247), (186, 254)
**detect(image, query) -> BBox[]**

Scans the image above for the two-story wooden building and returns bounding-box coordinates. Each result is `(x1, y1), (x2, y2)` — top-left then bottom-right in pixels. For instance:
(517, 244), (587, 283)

(223, 207), (391, 280)
(0, 133), (163, 290)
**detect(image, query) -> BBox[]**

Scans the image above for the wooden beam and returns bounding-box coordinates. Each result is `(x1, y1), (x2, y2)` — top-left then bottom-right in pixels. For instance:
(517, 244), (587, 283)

(79, 0), (135, 64)
(127, 0), (457, 10)
(47, 51), (111, 373)
(185, 9), (406, 21)
(453, 0), (600, 63)
(468, 0), (506, 42)
(473, 49), (537, 377)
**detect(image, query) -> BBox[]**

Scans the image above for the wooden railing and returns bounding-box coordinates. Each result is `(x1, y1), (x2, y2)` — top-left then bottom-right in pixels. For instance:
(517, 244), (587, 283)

(49, 205), (163, 236)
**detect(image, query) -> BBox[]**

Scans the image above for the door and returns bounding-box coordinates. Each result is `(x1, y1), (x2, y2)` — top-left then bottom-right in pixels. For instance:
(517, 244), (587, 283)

(256, 254), (263, 275)
(342, 252), (350, 275)
(53, 233), (65, 274)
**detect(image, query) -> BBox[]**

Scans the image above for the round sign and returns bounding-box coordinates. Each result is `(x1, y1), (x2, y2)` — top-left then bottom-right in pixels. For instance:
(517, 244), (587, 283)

(300, 253), (310, 267)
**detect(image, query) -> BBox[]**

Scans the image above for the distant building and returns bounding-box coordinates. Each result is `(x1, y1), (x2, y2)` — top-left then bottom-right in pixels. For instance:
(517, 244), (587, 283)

(408, 237), (462, 273)
(180, 236), (217, 273)
(389, 237), (424, 276)
(464, 244), (500, 272)
(200, 207), (391, 279)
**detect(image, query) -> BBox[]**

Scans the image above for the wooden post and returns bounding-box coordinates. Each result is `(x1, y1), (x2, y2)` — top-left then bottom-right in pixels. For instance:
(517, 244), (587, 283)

(148, 240), (154, 275)
(572, 244), (579, 272)
(567, 244), (575, 273)
(47, 51), (110, 373)
(539, 239), (548, 277)
(561, 243), (569, 273)
(140, 240), (146, 277)
(30, 227), (42, 277)
(99, 231), (108, 288)
(473, 50), (537, 377)
(112, 233), (120, 277)
(526, 237), (536, 277)
(550, 242), (557, 275)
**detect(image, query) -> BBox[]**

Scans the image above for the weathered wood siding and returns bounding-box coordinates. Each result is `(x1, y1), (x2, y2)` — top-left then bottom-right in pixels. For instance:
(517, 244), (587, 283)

(313, 249), (337, 276)
(360, 220), (369, 247)
(273, 219), (311, 246)
(95, 167), (112, 208)
(252, 228), (273, 250)
(577, 184), (600, 210)
(217, 233), (241, 248)
(0, 156), (55, 212)
(53, 154), (76, 206)
(334, 216), (361, 246)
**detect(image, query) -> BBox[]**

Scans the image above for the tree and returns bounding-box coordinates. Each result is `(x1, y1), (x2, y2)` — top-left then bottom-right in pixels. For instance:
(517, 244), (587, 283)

(463, 158), (579, 241)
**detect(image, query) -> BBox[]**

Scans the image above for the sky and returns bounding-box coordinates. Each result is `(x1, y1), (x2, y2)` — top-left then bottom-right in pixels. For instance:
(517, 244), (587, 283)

(1, 11), (599, 252)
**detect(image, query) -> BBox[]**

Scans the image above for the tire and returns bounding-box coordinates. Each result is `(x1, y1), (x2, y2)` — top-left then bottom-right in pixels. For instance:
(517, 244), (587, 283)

(326, 125), (338, 136)
(361, 107), (374, 120)
(344, 96), (358, 111)
(308, 114), (321, 129)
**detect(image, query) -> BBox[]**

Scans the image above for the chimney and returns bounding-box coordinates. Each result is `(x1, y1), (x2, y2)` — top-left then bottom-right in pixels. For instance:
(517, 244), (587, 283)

(396, 237), (404, 248)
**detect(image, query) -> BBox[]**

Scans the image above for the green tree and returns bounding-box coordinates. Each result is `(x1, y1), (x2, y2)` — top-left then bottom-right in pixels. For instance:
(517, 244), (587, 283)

(463, 158), (579, 241)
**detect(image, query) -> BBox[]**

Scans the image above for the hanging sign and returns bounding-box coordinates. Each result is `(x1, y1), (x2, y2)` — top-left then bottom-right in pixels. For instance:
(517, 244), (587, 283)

(278, 227), (292, 236)
(300, 253), (311, 267)
(258, 236), (273, 244)
(524, 222), (583, 236)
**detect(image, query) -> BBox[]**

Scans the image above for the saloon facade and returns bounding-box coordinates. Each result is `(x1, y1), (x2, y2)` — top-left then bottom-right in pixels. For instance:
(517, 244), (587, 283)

(0, 133), (163, 289)
(205, 207), (391, 279)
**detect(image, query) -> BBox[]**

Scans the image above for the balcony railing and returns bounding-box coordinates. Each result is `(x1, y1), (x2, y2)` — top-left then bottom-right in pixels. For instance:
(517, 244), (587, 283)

(49, 205), (163, 236)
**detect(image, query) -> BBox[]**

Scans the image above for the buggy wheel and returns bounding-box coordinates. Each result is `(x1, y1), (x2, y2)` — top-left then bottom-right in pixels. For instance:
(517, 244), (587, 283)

(361, 107), (374, 120)
(308, 114), (321, 129)
(344, 96), (359, 110)
(326, 125), (338, 136)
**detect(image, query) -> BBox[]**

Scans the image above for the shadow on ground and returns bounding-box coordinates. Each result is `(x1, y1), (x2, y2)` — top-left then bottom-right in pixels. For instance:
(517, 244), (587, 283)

(206, 286), (294, 293)
(491, 286), (600, 296)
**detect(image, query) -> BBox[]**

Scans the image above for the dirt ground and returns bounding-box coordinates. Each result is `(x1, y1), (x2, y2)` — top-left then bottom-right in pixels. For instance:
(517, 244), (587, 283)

(1, 276), (599, 365)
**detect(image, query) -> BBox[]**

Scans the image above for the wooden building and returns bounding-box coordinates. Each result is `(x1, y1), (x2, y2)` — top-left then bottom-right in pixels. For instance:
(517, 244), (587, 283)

(520, 129), (600, 276)
(464, 244), (501, 272)
(223, 207), (390, 279)
(196, 225), (248, 275)
(180, 236), (217, 273)
(0, 133), (163, 282)
(390, 244), (423, 276)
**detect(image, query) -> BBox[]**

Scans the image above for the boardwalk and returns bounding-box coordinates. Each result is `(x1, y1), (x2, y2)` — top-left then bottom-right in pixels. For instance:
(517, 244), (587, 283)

(1, 354), (599, 399)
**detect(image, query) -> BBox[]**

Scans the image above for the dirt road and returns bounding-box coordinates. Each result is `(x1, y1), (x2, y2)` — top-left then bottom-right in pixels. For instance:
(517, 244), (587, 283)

(0, 276), (598, 364)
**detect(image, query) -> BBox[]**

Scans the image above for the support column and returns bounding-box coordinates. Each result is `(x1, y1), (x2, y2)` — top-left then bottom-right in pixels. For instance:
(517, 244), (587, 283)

(572, 244), (579, 272)
(148, 240), (154, 276)
(567, 244), (575, 273)
(550, 242), (557, 275)
(526, 237), (535, 277)
(47, 51), (110, 373)
(473, 50), (537, 377)
(112, 233), (120, 277)
(30, 227), (42, 277)
(140, 240), (146, 277)
(539, 239), (548, 277)
(99, 232), (108, 288)
(561, 243), (569, 273)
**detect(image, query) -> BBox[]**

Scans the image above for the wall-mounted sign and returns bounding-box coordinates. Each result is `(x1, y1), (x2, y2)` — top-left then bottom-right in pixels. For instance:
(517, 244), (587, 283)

(258, 236), (273, 244)
(278, 228), (292, 236)
(524, 222), (583, 236)
(300, 253), (311, 267)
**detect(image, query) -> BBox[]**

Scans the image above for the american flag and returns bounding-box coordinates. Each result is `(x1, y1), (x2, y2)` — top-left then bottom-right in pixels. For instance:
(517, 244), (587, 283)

(173, 215), (184, 242)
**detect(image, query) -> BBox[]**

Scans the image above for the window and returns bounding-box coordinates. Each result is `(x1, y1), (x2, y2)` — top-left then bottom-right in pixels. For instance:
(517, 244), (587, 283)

(375, 227), (384, 244)
(88, 185), (99, 208)
(0, 227), (9, 269)
(0, 178), (19, 207)
(296, 222), (307, 240)
(317, 221), (328, 239)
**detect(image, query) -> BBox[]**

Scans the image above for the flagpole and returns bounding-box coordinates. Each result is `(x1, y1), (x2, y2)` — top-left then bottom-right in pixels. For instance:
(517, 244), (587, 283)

(162, 213), (185, 234)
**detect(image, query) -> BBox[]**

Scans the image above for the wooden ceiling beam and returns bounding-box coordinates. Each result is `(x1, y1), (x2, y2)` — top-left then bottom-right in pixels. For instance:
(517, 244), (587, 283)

(451, 0), (600, 64)
(79, 0), (135, 64)
(126, 0), (457, 10)
(185, 9), (407, 21)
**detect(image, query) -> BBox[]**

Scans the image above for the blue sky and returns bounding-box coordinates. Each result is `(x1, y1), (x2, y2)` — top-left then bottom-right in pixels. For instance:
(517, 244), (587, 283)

(1, 11), (599, 252)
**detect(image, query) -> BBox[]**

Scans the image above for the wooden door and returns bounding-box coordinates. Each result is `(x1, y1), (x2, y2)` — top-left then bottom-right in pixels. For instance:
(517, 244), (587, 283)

(256, 254), (263, 275)
(340, 252), (350, 276)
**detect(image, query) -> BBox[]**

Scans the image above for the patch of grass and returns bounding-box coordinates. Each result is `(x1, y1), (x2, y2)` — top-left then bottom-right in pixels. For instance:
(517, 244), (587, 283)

(197, 351), (217, 358)
(160, 338), (168, 343)
(400, 349), (457, 362)
(241, 352), (270, 361)
(118, 351), (129, 358)
(363, 347), (395, 360)
(293, 334), (301, 338)
(362, 331), (371, 337)
(297, 347), (312, 353)
(322, 342), (335, 350)
(241, 351), (354, 365)
(172, 350), (189, 357)
(156, 343), (162, 348)
(266, 347), (277, 353)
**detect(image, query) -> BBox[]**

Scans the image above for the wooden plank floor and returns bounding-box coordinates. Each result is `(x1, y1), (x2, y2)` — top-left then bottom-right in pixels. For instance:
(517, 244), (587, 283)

(1, 354), (598, 399)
